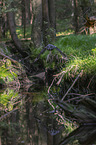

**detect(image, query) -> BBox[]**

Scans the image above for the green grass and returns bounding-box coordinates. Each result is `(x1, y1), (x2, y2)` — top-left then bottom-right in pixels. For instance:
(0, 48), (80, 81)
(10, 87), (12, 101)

(54, 34), (96, 77)
(2, 25), (32, 40)
(16, 25), (31, 39)
(30, 33), (96, 74)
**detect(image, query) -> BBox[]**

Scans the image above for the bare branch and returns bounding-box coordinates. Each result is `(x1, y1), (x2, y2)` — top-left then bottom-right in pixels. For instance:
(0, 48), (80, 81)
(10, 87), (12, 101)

(0, 108), (18, 121)
(61, 70), (83, 101)
(0, 52), (18, 64)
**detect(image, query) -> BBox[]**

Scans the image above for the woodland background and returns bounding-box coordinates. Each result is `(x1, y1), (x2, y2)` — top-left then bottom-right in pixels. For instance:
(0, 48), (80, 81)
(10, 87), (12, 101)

(0, 0), (96, 53)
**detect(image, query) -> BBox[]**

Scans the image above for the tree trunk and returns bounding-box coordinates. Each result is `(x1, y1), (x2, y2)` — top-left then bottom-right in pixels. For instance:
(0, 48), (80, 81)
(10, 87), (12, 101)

(31, 2), (35, 47)
(25, 0), (31, 24)
(42, 0), (50, 46)
(21, 0), (26, 38)
(0, 16), (2, 39)
(8, 2), (26, 56)
(31, 0), (42, 47)
(48, 0), (56, 40)
(0, 0), (7, 38)
(31, 0), (56, 47)
(21, 0), (31, 38)
(21, 0), (25, 26)
(0, 1), (2, 38)
(42, 0), (56, 46)
(74, 0), (79, 34)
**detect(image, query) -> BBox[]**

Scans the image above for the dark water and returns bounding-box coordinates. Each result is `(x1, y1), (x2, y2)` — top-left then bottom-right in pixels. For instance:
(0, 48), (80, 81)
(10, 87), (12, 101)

(0, 85), (96, 145)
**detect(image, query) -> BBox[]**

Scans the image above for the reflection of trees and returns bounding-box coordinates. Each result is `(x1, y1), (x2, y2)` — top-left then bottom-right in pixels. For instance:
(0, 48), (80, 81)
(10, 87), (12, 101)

(24, 95), (61, 145)
(0, 90), (65, 145)
(59, 126), (96, 145)
(1, 85), (96, 145)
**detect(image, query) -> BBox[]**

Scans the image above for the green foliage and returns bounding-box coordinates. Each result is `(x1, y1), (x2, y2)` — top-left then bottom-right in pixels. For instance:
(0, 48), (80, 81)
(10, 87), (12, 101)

(64, 120), (77, 133)
(16, 25), (31, 39)
(2, 25), (31, 40)
(0, 88), (19, 110)
(0, 59), (18, 83)
(55, 34), (96, 77)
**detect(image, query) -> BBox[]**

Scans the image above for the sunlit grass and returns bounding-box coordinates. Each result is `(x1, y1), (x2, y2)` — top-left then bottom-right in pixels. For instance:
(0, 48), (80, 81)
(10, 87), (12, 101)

(56, 30), (74, 36)
(54, 34), (96, 77)
(16, 25), (31, 39)
(1, 25), (32, 41)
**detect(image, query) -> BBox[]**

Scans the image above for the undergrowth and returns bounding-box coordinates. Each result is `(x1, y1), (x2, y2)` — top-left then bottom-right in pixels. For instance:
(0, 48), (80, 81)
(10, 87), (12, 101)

(0, 59), (18, 83)
(30, 34), (96, 75)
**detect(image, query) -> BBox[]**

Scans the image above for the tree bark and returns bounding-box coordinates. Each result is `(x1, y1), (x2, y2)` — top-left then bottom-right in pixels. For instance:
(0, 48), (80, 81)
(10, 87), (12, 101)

(48, 0), (56, 40)
(21, 0), (25, 26)
(42, 0), (56, 46)
(8, 2), (26, 56)
(31, 0), (42, 47)
(74, 0), (79, 34)
(0, 1), (2, 38)
(21, 0), (26, 38)
(25, 0), (31, 24)
(0, 16), (2, 38)
(42, 0), (50, 46)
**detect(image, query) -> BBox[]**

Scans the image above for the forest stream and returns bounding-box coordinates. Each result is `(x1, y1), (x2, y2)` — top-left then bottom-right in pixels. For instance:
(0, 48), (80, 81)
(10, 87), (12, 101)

(0, 82), (96, 145)
(1, 0), (96, 144)
(0, 41), (96, 145)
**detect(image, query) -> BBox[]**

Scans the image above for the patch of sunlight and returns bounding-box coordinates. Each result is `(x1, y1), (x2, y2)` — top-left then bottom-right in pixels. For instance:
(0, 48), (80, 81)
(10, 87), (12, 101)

(56, 30), (74, 36)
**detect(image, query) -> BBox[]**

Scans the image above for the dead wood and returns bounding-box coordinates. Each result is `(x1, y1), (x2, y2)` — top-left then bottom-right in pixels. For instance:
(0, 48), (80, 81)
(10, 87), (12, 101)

(0, 108), (18, 121)
(59, 126), (96, 145)
(61, 70), (83, 101)
(54, 98), (96, 124)
(0, 52), (18, 64)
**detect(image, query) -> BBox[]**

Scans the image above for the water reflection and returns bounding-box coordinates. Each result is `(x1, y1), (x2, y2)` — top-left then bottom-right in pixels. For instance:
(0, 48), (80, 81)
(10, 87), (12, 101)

(60, 125), (96, 145)
(0, 86), (96, 145)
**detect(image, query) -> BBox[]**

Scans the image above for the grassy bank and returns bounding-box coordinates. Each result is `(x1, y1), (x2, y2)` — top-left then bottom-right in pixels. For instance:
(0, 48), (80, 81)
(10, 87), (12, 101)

(54, 34), (96, 77)
(51, 34), (96, 124)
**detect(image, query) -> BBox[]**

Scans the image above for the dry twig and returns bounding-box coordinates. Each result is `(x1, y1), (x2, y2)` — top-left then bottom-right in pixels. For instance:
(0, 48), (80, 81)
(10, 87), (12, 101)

(0, 52), (18, 64)
(61, 70), (83, 101)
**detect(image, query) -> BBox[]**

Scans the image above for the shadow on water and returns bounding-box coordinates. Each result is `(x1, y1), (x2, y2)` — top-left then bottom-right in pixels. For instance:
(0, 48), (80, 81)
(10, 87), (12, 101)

(0, 84), (96, 145)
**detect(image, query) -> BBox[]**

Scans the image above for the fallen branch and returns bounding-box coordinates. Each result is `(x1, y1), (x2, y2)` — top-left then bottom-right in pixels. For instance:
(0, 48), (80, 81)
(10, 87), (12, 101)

(0, 108), (18, 121)
(55, 99), (96, 124)
(54, 65), (74, 77)
(61, 70), (83, 101)
(65, 93), (94, 103)
(48, 77), (57, 94)
(87, 75), (95, 89)
(0, 52), (18, 64)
